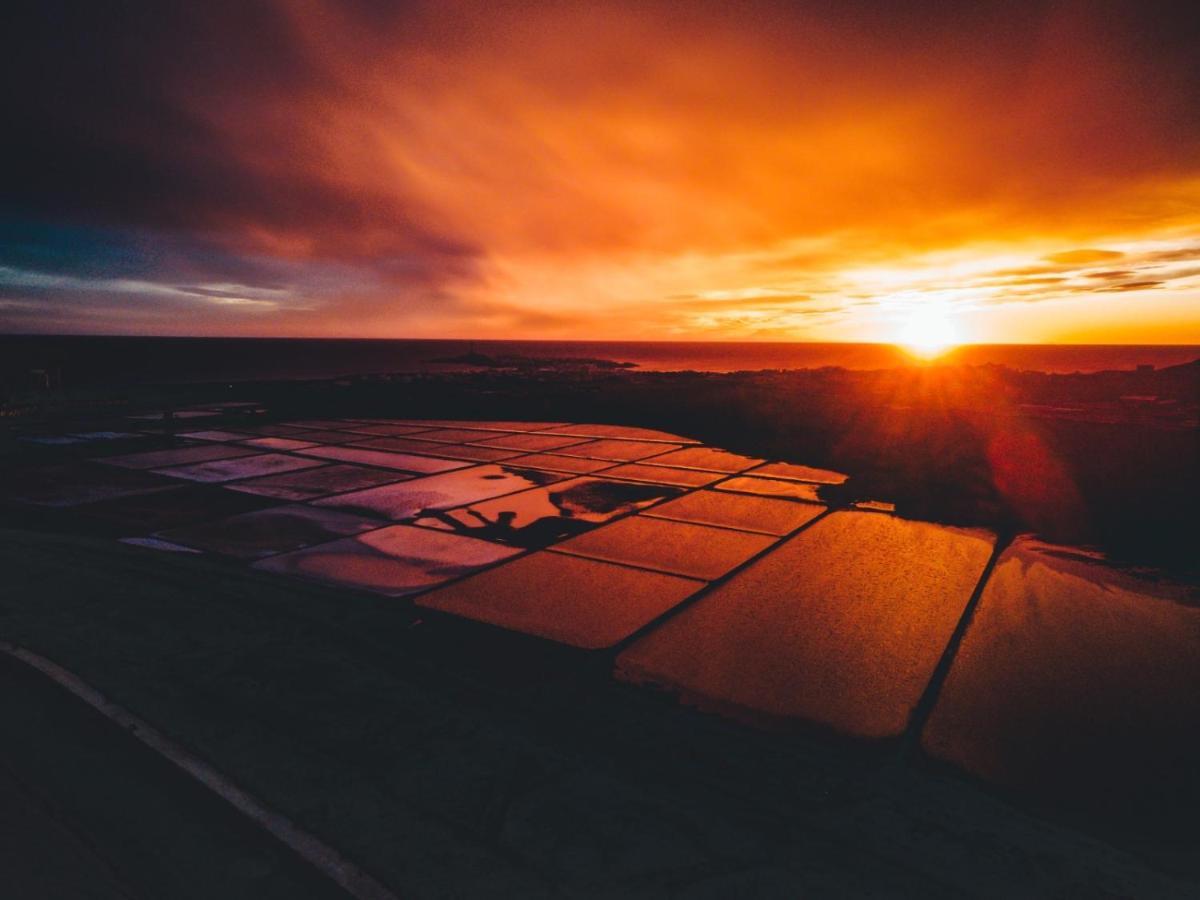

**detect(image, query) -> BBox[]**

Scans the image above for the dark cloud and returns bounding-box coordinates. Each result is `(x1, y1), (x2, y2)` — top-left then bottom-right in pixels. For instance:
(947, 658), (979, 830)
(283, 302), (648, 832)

(1, 1), (477, 269)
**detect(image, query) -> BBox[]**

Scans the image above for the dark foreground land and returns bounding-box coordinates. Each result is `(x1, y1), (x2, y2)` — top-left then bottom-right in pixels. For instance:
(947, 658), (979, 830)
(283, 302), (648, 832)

(1, 528), (1196, 898)
(0, 359), (1196, 898)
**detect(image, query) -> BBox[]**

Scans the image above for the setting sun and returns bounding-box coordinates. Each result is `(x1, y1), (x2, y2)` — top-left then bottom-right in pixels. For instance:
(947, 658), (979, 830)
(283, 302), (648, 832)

(897, 305), (961, 358)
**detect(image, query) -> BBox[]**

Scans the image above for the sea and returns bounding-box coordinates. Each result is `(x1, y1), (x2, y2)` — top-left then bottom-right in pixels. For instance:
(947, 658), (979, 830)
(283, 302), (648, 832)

(1, 335), (1197, 387)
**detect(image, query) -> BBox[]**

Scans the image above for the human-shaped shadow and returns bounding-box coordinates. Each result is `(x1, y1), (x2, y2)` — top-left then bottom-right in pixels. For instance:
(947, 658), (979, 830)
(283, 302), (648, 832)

(420, 480), (682, 548)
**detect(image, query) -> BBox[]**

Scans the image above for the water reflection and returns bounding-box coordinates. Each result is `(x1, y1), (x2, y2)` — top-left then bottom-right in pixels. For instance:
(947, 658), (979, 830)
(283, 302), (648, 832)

(226, 463), (408, 501)
(298, 445), (469, 473)
(348, 437), (520, 461)
(253, 525), (520, 596)
(157, 504), (382, 559)
(415, 477), (682, 547)
(154, 453), (326, 483)
(314, 464), (568, 521)
(240, 436), (319, 451)
(103, 444), (259, 470)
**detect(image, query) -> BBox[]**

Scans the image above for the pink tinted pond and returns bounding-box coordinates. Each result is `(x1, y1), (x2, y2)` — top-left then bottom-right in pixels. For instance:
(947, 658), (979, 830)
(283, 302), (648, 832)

(239, 437), (320, 451)
(157, 504), (382, 559)
(224, 464), (409, 501)
(229, 423), (314, 437)
(348, 437), (520, 462)
(337, 423), (434, 436)
(281, 430), (374, 444)
(102, 444), (259, 470)
(410, 428), (521, 444)
(253, 525), (520, 596)
(313, 464), (569, 521)
(153, 453), (326, 483)
(392, 420), (570, 432)
(177, 430), (255, 442)
(298, 445), (469, 473)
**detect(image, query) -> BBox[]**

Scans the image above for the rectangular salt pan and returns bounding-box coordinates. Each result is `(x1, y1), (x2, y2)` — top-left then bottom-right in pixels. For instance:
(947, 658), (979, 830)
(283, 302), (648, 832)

(413, 477), (682, 548)
(418, 551), (704, 649)
(643, 490), (825, 535)
(102, 444), (259, 470)
(253, 525), (520, 596)
(553, 439), (681, 461)
(552, 515), (776, 580)
(153, 453), (326, 483)
(313, 464), (569, 521)
(224, 464), (409, 501)
(298, 446), (469, 473)
(158, 504), (383, 559)
(616, 512), (995, 737)
(644, 447), (764, 473)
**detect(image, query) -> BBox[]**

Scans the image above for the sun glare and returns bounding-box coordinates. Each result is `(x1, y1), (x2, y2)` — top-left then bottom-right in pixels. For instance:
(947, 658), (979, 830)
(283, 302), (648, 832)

(897, 304), (961, 359)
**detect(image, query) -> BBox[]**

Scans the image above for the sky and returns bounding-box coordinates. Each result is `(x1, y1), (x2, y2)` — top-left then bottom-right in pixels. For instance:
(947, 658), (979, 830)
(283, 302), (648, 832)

(2, 0), (1199, 343)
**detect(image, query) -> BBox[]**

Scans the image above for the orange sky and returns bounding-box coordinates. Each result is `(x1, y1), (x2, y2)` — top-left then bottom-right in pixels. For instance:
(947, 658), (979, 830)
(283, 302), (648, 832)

(3, 0), (1198, 342)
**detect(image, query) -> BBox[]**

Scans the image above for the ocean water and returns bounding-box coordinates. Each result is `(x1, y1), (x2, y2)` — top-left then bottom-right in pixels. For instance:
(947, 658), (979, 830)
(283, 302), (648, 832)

(1, 335), (1197, 387)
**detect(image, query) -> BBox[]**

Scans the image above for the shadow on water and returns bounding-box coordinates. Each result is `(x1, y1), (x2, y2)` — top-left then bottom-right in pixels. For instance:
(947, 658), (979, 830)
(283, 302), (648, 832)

(418, 479), (683, 548)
